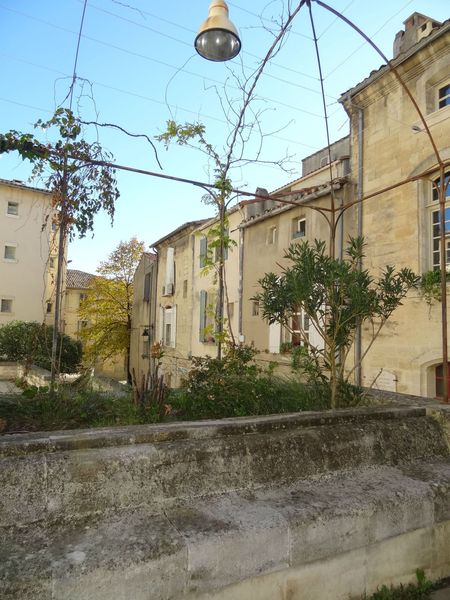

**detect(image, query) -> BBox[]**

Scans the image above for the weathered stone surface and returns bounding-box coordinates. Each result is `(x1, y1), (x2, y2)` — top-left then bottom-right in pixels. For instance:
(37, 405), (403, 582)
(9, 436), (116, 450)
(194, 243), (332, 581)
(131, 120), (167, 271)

(0, 406), (449, 598)
(166, 493), (289, 593)
(0, 510), (186, 600)
(0, 454), (48, 527)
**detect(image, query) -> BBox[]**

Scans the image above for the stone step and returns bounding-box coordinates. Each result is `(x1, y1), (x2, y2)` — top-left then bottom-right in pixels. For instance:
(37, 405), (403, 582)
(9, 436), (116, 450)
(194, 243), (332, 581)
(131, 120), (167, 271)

(1, 461), (450, 599)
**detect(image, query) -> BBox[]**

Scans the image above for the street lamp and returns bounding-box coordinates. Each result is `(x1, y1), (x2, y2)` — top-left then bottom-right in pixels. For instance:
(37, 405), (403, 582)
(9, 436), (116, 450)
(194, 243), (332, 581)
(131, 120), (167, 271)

(195, 0), (241, 62)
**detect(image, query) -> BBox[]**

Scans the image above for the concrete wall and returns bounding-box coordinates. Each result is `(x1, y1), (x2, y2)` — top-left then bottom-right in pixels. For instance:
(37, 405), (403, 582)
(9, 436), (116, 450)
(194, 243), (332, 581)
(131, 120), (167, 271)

(0, 362), (50, 386)
(1, 404), (449, 599)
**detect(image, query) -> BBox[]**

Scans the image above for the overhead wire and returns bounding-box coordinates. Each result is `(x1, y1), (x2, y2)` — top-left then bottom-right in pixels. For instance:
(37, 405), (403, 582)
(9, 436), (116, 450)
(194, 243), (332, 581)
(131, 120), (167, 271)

(0, 4), (332, 119)
(0, 0), (424, 171)
(81, 0), (317, 80)
(0, 61), (321, 153)
(77, 0), (338, 101)
(323, 0), (416, 80)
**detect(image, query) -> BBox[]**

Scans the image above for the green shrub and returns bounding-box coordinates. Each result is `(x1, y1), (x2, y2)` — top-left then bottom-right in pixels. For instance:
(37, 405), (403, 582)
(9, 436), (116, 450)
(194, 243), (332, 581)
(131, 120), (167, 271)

(0, 321), (82, 373)
(0, 387), (161, 433)
(170, 345), (359, 420)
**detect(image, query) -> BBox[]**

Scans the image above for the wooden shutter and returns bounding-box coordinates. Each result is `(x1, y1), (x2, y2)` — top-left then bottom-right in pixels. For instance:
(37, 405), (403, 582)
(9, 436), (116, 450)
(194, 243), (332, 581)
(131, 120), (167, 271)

(199, 290), (207, 341)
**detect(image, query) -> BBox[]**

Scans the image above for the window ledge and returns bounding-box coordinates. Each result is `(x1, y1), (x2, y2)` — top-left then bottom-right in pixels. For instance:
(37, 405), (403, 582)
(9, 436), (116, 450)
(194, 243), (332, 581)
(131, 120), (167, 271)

(3, 258), (18, 264)
(412, 105), (450, 133)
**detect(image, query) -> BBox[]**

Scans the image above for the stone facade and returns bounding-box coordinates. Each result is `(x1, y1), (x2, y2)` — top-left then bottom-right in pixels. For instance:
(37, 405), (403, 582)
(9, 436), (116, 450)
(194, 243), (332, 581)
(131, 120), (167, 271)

(150, 220), (208, 387)
(241, 152), (353, 354)
(64, 269), (126, 380)
(130, 252), (157, 386)
(130, 14), (450, 398)
(340, 15), (450, 397)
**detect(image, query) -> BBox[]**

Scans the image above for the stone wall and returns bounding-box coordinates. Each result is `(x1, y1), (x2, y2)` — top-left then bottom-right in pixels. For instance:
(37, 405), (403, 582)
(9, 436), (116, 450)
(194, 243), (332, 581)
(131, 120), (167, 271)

(0, 362), (51, 387)
(1, 405), (450, 599)
(0, 362), (19, 380)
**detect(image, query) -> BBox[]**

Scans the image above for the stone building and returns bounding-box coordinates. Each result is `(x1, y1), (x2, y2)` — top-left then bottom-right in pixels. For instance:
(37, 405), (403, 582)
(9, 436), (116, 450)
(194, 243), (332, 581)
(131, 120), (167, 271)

(148, 220), (208, 387)
(129, 252), (157, 386)
(340, 12), (450, 397)
(240, 138), (352, 356)
(130, 12), (449, 398)
(64, 268), (127, 380)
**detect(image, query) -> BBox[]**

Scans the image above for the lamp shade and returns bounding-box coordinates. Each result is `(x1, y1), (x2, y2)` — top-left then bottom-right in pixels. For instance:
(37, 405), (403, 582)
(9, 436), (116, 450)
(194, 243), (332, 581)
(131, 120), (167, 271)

(195, 0), (241, 62)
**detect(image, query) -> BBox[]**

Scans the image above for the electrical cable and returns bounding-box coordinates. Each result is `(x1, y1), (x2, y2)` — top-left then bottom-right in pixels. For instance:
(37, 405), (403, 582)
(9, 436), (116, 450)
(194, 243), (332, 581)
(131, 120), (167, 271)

(0, 4), (330, 119)
(323, 0), (415, 80)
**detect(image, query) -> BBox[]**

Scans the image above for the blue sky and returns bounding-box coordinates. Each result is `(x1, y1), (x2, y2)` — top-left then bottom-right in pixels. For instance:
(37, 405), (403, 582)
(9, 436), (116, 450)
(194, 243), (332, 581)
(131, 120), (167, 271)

(0, 0), (448, 273)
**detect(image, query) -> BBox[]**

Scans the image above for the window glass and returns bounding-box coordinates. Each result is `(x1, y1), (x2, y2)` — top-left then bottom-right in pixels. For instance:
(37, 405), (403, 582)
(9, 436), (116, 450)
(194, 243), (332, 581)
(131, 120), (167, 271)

(143, 273), (151, 301)
(431, 172), (450, 270)
(7, 201), (18, 216)
(438, 84), (450, 109)
(267, 226), (277, 245)
(432, 173), (450, 202)
(292, 218), (306, 239)
(1, 299), (12, 313)
(4, 245), (16, 260)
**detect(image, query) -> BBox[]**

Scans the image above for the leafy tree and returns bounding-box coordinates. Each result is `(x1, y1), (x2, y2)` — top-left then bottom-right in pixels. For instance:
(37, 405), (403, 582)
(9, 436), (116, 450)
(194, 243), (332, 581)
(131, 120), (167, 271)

(0, 108), (120, 386)
(253, 238), (419, 408)
(155, 6), (301, 357)
(78, 237), (144, 383)
(0, 321), (82, 374)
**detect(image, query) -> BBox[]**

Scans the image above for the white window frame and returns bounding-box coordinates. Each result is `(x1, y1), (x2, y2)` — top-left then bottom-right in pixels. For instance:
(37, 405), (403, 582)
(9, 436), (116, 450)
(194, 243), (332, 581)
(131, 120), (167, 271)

(159, 305), (177, 348)
(267, 226), (277, 245)
(292, 218), (306, 239)
(3, 244), (17, 262)
(429, 172), (450, 271)
(438, 81), (450, 111)
(6, 201), (19, 217)
(77, 320), (89, 332)
(281, 307), (324, 351)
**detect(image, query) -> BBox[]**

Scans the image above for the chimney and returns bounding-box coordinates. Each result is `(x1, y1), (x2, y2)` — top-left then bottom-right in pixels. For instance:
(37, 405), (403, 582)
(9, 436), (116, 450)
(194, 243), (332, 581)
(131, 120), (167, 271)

(393, 13), (442, 58)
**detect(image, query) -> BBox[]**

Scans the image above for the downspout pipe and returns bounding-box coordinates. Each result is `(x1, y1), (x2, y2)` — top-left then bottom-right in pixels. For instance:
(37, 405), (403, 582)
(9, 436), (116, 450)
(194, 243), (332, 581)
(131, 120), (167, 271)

(238, 224), (244, 343)
(355, 105), (364, 387)
(151, 247), (159, 348)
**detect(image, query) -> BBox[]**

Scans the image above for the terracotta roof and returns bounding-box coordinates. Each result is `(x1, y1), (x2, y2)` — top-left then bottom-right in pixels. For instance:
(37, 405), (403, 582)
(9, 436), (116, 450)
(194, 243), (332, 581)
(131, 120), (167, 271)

(66, 269), (95, 289)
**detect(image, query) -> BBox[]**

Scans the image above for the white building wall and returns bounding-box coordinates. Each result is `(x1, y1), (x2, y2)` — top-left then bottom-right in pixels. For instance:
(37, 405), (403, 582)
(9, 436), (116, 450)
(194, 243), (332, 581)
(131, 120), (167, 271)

(0, 179), (59, 325)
